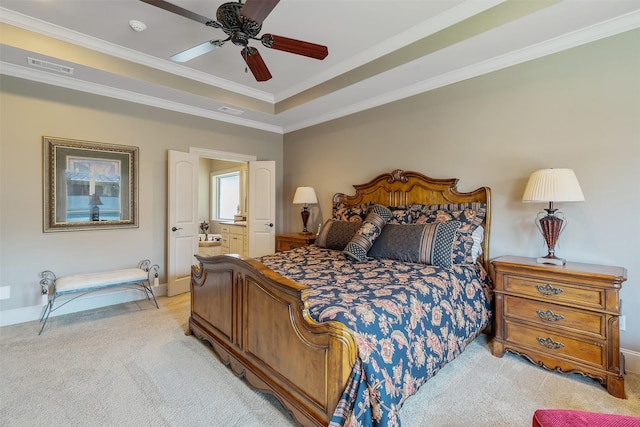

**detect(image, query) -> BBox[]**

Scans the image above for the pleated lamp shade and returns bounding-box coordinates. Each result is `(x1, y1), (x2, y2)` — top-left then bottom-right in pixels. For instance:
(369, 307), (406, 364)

(522, 169), (584, 203)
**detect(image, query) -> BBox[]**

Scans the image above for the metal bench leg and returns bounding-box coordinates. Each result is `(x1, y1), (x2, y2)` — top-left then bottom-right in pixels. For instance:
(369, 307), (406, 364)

(40, 301), (50, 322)
(39, 315), (49, 335)
(39, 294), (56, 335)
(149, 287), (159, 309)
(141, 281), (159, 309)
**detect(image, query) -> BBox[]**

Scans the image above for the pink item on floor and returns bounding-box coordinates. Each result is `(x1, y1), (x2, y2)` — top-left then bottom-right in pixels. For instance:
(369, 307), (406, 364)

(532, 409), (640, 427)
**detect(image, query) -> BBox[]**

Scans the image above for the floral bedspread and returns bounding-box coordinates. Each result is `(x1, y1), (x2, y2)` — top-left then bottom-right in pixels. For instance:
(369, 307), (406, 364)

(257, 246), (492, 427)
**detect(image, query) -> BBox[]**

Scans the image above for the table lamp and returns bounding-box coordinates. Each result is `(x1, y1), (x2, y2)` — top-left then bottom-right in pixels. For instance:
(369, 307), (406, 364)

(293, 186), (317, 234)
(522, 168), (584, 265)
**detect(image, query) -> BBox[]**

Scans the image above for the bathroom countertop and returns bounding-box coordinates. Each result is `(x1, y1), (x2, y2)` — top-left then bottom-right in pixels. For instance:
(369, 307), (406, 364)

(220, 221), (246, 226)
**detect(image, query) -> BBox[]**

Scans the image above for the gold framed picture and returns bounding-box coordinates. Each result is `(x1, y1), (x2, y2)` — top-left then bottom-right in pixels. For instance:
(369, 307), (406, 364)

(43, 136), (139, 232)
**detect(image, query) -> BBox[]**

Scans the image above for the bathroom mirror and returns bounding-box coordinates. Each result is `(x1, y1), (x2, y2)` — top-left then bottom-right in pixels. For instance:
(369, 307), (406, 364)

(43, 136), (138, 232)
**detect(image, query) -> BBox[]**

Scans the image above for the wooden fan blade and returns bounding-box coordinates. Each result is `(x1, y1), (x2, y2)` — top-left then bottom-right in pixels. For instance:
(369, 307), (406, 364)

(139, 0), (216, 26)
(170, 40), (226, 62)
(241, 47), (272, 82)
(261, 34), (328, 60)
(240, 0), (280, 25)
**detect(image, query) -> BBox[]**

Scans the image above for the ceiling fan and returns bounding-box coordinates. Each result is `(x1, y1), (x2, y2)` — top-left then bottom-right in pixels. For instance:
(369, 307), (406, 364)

(140, 0), (329, 82)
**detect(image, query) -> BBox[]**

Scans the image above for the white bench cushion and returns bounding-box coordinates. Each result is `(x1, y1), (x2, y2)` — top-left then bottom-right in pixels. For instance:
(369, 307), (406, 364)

(56, 268), (148, 293)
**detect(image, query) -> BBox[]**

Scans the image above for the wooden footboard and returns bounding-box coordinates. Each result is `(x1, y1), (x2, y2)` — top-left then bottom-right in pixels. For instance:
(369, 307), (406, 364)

(189, 254), (359, 426)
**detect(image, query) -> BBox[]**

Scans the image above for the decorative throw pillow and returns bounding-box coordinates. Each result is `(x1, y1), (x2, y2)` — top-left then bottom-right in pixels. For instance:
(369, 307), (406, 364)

(369, 222), (461, 268)
(410, 203), (486, 264)
(387, 206), (412, 225)
(425, 203), (487, 229)
(343, 204), (392, 261)
(332, 201), (374, 222)
(315, 219), (362, 250)
(432, 203), (486, 264)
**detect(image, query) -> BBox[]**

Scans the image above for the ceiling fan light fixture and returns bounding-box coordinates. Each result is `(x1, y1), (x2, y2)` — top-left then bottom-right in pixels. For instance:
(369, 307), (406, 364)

(231, 32), (250, 46)
(129, 20), (147, 32)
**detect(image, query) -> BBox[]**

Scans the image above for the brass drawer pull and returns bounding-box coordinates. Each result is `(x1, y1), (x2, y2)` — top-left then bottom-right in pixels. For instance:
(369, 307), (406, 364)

(536, 309), (564, 322)
(536, 284), (563, 296)
(537, 337), (564, 350)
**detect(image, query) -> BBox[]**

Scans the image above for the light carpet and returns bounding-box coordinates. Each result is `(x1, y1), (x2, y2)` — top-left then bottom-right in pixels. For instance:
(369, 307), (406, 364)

(0, 294), (638, 426)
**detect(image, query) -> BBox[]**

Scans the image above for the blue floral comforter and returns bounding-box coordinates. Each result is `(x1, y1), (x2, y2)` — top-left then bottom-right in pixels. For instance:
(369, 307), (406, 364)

(258, 246), (492, 427)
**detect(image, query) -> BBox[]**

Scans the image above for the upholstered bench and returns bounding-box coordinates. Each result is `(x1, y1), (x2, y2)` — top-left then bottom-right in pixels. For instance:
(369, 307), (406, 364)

(532, 409), (640, 427)
(39, 260), (159, 334)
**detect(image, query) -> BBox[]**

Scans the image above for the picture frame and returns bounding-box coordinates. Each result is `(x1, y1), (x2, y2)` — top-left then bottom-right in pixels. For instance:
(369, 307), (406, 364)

(43, 136), (139, 232)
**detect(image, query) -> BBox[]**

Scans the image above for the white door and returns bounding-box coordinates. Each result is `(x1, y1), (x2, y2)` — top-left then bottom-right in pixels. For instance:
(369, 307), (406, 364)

(248, 160), (276, 257)
(168, 150), (199, 296)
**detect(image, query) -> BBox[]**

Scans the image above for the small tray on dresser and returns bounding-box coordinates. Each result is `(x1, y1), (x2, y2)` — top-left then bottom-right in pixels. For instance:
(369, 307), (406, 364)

(491, 256), (628, 399)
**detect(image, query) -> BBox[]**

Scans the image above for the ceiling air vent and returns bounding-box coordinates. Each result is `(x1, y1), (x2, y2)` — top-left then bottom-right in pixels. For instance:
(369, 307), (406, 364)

(218, 106), (244, 116)
(28, 57), (74, 75)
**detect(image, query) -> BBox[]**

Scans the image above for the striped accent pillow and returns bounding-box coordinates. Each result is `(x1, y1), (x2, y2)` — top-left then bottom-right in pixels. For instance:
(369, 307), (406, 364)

(368, 221), (462, 268)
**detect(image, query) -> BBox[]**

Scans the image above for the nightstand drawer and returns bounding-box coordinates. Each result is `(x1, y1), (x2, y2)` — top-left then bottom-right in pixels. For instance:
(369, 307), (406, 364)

(504, 321), (605, 368)
(503, 275), (604, 310)
(276, 233), (316, 252)
(503, 296), (605, 338)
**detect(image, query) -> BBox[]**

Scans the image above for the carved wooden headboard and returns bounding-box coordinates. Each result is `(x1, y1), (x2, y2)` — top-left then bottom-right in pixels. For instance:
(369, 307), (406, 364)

(333, 169), (492, 270)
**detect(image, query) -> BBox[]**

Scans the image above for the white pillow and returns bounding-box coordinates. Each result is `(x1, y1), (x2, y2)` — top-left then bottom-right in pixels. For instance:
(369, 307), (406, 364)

(471, 225), (484, 260)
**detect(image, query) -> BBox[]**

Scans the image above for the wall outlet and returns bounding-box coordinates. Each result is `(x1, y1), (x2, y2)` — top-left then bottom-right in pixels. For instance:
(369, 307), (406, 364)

(0, 286), (10, 300)
(619, 315), (626, 331)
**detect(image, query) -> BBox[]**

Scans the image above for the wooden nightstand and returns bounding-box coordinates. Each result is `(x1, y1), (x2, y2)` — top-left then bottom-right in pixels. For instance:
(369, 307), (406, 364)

(491, 256), (627, 398)
(276, 233), (317, 252)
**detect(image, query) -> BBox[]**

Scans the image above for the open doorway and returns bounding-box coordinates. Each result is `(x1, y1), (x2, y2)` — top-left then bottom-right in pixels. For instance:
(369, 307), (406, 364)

(167, 149), (275, 296)
(192, 147), (256, 259)
(198, 158), (247, 232)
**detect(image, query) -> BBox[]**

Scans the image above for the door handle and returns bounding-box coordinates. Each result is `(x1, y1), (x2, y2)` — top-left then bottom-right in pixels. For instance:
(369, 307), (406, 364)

(265, 223), (274, 227)
(171, 226), (183, 232)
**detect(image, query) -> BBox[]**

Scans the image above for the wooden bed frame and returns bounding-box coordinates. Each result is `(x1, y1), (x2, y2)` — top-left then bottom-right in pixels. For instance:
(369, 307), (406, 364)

(188, 169), (491, 426)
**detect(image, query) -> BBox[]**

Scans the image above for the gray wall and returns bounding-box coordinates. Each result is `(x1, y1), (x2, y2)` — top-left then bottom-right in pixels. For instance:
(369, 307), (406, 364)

(0, 76), (283, 311)
(283, 30), (640, 352)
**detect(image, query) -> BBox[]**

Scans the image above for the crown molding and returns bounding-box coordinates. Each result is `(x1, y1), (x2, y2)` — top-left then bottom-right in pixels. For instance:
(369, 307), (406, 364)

(0, 61), (284, 134)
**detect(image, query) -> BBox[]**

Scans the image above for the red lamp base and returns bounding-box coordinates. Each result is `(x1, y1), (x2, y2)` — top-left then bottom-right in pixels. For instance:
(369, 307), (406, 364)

(535, 205), (567, 266)
(300, 206), (310, 233)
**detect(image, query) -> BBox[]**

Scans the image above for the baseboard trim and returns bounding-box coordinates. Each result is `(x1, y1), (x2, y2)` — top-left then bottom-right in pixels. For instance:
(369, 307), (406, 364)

(0, 284), (167, 328)
(623, 348), (640, 375)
